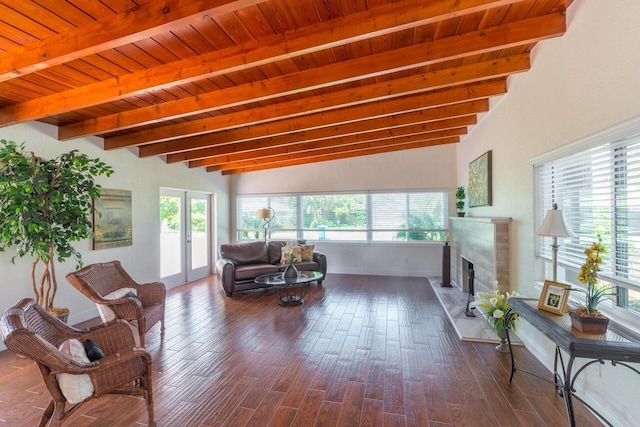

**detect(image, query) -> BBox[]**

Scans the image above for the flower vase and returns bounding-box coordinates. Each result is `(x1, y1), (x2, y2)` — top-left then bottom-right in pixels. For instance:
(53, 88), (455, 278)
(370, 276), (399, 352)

(495, 329), (510, 353)
(284, 263), (298, 283)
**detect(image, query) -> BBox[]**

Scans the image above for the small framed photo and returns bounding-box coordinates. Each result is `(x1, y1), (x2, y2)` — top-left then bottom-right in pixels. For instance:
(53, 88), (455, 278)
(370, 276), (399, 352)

(538, 280), (571, 315)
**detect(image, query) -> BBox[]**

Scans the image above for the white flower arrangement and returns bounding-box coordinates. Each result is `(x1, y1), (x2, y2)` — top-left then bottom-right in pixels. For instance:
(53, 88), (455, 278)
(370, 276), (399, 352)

(469, 282), (519, 333)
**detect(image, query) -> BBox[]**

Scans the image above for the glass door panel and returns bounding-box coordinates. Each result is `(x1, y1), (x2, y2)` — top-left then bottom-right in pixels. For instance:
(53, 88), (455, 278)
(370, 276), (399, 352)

(160, 192), (184, 283)
(160, 190), (213, 287)
(187, 193), (210, 282)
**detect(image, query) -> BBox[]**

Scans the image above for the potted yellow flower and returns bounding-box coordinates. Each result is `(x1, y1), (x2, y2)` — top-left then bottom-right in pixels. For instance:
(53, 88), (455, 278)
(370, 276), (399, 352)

(569, 236), (614, 334)
(470, 282), (518, 353)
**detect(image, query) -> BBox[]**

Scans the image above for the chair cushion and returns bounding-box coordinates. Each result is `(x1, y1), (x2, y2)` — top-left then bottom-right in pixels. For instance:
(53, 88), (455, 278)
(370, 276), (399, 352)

(83, 339), (105, 362)
(57, 339), (94, 404)
(96, 287), (138, 323)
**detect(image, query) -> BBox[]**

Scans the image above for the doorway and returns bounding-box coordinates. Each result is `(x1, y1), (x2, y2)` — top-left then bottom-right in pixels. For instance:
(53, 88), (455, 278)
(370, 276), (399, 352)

(160, 189), (214, 287)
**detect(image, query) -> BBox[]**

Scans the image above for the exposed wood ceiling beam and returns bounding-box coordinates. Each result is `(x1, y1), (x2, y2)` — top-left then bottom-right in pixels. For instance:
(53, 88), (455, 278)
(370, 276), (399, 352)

(143, 80), (503, 159)
(0, 0), (521, 127)
(0, 0), (575, 173)
(191, 127), (468, 168)
(212, 131), (464, 171)
(217, 136), (461, 175)
(0, 0), (266, 82)
(58, 12), (563, 140)
(185, 116), (477, 167)
(105, 55), (527, 149)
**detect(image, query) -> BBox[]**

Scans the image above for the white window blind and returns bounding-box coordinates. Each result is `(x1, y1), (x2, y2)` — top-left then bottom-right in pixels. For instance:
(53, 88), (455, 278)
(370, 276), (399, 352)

(534, 132), (640, 290)
(371, 191), (447, 241)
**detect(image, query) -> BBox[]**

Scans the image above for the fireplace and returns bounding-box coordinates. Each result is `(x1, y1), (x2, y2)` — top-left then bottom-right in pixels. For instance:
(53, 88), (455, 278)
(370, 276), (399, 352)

(450, 216), (511, 295)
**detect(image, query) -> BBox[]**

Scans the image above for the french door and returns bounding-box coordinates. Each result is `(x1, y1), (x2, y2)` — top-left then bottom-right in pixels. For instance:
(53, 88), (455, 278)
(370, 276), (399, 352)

(160, 189), (213, 287)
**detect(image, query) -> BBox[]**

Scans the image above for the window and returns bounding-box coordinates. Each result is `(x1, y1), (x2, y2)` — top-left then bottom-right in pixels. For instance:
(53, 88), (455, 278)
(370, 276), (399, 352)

(301, 194), (367, 241)
(534, 118), (640, 317)
(237, 196), (297, 241)
(237, 191), (448, 243)
(371, 192), (447, 241)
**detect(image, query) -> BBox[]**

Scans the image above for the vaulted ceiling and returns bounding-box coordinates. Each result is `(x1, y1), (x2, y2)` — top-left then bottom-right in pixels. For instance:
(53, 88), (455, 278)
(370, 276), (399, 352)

(0, 0), (572, 175)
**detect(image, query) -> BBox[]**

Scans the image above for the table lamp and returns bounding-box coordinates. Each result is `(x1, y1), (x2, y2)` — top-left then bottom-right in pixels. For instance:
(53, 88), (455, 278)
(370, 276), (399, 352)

(536, 203), (575, 281)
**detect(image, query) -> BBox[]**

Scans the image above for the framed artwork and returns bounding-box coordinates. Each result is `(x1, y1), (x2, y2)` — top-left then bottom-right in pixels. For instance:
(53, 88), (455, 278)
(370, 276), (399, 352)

(468, 150), (492, 207)
(93, 189), (132, 250)
(538, 280), (571, 315)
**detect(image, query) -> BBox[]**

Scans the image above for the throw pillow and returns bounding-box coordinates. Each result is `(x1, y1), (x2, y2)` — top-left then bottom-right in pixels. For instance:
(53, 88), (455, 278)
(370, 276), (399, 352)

(300, 244), (315, 261)
(57, 339), (94, 404)
(96, 287), (138, 323)
(83, 339), (105, 362)
(280, 245), (302, 264)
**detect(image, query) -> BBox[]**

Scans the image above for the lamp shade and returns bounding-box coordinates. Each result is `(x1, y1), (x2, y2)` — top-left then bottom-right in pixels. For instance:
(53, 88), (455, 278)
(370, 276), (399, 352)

(257, 208), (273, 219)
(536, 204), (575, 238)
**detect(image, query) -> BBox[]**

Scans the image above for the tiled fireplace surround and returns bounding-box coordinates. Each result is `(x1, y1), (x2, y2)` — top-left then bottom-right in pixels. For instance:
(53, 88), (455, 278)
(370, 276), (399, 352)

(450, 217), (511, 296)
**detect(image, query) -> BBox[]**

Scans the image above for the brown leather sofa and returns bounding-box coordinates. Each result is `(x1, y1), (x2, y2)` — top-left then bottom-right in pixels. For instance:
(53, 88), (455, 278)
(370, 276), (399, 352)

(216, 240), (326, 296)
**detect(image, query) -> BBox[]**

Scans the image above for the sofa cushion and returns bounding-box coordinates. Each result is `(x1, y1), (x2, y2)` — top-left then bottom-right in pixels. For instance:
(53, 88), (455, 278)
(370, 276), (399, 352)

(276, 260), (319, 272)
(268, 240), (305, 264)
(280, 245), (302, 263)
(235, 264), (279, 281)
(220, 241), (269, 265)
(300, 244), (315, 261)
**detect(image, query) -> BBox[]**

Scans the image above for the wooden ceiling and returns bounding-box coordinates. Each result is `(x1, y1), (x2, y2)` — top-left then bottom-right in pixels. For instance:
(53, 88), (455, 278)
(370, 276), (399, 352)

(0, 0), (572, 175)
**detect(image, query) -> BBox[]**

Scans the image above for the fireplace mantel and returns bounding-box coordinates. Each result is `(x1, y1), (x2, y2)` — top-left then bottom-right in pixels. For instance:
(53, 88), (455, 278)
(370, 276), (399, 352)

(449, 216), (511, 295)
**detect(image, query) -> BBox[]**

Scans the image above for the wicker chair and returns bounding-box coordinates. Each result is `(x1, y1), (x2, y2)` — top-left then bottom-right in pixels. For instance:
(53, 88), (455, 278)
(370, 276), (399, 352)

(0, 298), (154, 427)
(66, 261), (166, 347)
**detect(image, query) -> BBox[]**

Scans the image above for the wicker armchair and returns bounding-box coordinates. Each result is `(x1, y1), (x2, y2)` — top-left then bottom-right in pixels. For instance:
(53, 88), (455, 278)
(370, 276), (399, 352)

(66, 261), (166, 347)
(0, 298), (154, 427)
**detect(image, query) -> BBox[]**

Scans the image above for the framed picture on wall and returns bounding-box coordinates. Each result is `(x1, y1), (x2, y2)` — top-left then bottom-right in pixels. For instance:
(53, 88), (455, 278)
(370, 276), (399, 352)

(468, 150), (492, 207)
(93, 189), (132, 249)
(538, 280), (571, 315)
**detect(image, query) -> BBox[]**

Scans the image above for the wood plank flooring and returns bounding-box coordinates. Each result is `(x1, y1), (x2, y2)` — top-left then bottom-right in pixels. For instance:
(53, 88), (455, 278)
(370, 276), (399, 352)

(0, 274), (603, 426)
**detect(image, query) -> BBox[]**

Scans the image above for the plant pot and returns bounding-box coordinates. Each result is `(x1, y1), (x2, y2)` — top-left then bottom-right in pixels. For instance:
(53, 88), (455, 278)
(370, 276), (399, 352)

(283, 263), (298, 283)
(457, 212), (466, 217)
(569, 309), (609, 334)
(50, 307), (70, 323)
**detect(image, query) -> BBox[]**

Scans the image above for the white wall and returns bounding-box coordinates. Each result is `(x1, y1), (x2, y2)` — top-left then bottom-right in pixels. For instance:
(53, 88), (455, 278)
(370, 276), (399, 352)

(0, 122), (230, 347)
(230, 143), (459, 277)
(457, 2), (640, 425)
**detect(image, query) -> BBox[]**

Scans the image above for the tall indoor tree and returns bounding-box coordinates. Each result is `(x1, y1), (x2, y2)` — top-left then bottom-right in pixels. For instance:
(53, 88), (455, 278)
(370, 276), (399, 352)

(0, 139), (113, 318)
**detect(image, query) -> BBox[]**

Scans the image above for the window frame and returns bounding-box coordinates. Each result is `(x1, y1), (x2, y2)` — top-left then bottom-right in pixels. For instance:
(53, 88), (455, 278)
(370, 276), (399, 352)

(532, 116), (640, 326)
(236, 190), (449, 244)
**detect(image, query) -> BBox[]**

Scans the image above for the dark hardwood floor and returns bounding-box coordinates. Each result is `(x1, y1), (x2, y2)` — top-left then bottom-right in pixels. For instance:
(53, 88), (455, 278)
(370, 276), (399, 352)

(0, 274), (602, 426)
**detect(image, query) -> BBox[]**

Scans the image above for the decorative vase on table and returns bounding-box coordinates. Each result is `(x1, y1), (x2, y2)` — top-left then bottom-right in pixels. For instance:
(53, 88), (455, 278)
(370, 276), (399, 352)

(284, 263), (298, 283)
(469, 282), (519, 354)
(496, 329), (510, 353)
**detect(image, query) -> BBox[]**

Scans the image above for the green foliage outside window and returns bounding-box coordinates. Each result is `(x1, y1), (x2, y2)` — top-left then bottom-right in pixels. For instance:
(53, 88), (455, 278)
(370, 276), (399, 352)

(303, 195), (366, 229)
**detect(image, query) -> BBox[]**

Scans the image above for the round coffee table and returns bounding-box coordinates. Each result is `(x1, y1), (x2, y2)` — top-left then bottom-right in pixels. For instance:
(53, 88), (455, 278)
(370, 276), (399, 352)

(255, 270), (323, 306)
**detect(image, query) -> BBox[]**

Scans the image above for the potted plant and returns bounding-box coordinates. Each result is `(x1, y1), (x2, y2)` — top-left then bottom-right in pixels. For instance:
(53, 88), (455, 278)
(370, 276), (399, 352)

(569, 236), (614, 334)
(0, 140), (113, 321)
(455, 186), (466, 217)
(470, 282), (519, 352)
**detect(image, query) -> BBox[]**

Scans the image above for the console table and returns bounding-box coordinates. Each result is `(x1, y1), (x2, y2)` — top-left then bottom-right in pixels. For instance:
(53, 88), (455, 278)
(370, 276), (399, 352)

(505, 298), (640, 427)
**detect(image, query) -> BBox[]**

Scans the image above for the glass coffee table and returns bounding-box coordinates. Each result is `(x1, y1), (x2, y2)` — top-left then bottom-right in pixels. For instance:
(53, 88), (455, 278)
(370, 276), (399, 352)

(255, 271), (323, 306)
